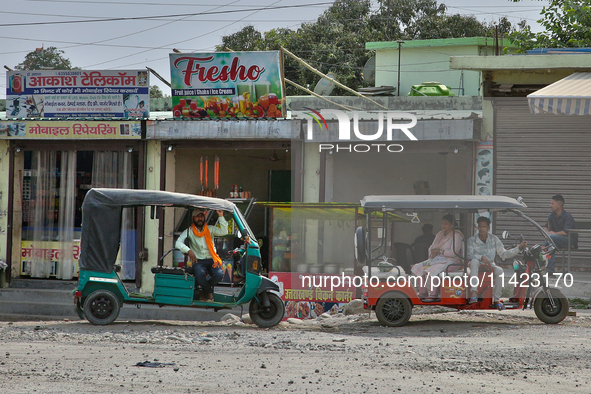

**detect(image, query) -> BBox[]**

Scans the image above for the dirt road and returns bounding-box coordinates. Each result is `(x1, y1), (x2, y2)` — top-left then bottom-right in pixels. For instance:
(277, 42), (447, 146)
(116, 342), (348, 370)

(1, 308), (590, 393)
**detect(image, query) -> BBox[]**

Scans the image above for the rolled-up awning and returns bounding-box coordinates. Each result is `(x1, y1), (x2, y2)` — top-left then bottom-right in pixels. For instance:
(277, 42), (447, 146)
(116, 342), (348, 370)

(528, 72), (591, 115)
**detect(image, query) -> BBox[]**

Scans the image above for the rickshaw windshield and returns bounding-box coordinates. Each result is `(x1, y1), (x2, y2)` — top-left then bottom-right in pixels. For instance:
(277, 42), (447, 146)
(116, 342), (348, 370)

(79, 188), (235, 273)
(234, 207), (256, 243)
(507, 209), (557, 248)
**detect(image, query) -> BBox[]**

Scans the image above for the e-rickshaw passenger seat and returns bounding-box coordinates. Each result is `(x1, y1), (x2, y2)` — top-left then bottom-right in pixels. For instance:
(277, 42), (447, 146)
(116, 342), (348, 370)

(151, 266), (189, 276)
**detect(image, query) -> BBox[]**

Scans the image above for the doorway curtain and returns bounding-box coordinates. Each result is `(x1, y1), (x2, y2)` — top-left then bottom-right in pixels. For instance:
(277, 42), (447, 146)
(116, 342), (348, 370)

(30, 151), (77, 279)
(92, 151), (136, 280)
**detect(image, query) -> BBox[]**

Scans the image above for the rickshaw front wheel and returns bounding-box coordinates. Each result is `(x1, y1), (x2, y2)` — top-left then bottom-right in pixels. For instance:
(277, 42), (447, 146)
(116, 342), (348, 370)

(83, 290), (121, 325)
(249, 293), (285, 328)
(534, 288), (569, 324)
(376, 293), (412, 327)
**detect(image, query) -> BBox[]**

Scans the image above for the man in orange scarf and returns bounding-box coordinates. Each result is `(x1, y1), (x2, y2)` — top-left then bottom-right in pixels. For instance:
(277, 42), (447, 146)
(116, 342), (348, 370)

(175, 208), (228, 301)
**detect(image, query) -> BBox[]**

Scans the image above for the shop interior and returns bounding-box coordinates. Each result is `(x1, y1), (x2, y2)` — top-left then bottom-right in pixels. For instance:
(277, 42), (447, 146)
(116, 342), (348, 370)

(170, 145), (291, 271)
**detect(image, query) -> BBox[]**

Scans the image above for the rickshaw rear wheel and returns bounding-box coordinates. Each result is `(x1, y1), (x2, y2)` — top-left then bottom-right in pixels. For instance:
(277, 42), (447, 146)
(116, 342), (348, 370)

(249, 293), (285, 328)
(83, 290), (121, 325)
(534, 288), (569, 324)
(376, 293), (412, 327)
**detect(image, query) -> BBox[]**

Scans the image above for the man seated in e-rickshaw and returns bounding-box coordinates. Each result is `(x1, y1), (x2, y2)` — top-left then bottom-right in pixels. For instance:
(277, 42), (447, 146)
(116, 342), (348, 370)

(175, 208), (228, 301)
(467, 216), (527, 310)
(411, 214), (464, 301)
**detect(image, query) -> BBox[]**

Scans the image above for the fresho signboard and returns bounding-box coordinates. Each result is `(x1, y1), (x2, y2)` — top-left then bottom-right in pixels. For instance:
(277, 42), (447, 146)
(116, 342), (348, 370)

(169, 51), (284, 119)
(6, 70), (150, 118)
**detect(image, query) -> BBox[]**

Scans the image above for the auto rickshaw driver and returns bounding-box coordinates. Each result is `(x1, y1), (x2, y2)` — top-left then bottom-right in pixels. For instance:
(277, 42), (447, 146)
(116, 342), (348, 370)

(175, 208), (228, 301)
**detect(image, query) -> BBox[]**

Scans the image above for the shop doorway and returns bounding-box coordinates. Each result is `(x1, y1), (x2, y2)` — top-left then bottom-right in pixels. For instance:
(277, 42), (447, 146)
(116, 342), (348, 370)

(21, 150), (139, 280)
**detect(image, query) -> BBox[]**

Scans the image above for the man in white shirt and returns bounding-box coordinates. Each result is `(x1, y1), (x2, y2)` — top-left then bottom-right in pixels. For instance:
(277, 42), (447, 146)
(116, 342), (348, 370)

(175, 208), (228, 301)
(467, 216), (526, 310)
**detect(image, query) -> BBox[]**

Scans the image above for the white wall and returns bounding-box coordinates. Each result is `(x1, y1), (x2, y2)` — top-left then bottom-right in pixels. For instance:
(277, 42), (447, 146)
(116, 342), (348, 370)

(375, 45), (484, 97)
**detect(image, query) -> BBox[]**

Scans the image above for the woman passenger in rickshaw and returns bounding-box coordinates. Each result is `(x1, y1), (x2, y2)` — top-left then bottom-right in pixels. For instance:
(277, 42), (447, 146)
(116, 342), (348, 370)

(410, 214), (463, 300)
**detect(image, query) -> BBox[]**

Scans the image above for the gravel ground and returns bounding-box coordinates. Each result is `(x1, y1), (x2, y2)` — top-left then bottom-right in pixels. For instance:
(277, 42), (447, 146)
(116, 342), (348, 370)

(1, 307), (591, 394)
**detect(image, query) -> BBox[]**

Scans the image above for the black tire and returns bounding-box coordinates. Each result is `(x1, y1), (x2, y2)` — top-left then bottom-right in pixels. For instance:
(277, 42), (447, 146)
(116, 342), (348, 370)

(83, 290), (121, 325)
(75, 299), (85, 320)
(534, 288), (569, 324)
(355, 226), (366, 265)
(376, 292), (412, 327)
(249, 293), (285, 328)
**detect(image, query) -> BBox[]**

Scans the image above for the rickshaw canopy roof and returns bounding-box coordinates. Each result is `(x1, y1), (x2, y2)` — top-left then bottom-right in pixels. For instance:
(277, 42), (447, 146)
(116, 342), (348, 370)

(360, 195), (526, 212)
(80, 188), (235, 273)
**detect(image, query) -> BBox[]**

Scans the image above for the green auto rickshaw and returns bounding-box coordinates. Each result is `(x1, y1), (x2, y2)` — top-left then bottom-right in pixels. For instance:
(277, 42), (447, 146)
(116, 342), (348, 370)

(74, 188), (284, 328)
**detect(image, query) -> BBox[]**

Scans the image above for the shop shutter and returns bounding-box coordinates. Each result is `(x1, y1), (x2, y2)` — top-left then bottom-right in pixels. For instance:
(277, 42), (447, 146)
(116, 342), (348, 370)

(493, 98), (591, 270)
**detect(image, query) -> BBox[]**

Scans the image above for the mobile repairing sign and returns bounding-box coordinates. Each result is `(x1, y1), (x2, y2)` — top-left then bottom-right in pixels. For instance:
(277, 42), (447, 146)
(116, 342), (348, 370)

(0, 120), (141, 139)
(169, 51), (285, 119)
(6, 70), (150, 118)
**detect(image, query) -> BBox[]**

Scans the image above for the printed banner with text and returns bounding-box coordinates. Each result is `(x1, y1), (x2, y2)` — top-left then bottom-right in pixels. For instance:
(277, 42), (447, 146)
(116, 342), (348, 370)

(0, 120), (141, 139)
(170, 51), (284, 119)
(269, 272), (355, 319)
(6, 70), (149, 118)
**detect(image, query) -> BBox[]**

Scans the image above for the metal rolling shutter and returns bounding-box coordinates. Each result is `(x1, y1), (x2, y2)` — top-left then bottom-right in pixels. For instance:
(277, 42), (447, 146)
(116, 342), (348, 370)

(493, 98), (591, 269)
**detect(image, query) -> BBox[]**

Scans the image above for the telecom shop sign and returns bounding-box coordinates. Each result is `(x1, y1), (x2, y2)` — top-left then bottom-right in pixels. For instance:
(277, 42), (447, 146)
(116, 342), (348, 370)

(6, 70), (149, 118)
(170, 51), (285, 119)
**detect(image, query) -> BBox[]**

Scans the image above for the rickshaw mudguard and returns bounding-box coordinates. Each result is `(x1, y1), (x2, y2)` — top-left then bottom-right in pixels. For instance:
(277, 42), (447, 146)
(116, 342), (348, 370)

(256, 276), (280, 294)
(235, 271), (262, 304)
(77, 269), (128, 302)
(531, 285), (564, 306)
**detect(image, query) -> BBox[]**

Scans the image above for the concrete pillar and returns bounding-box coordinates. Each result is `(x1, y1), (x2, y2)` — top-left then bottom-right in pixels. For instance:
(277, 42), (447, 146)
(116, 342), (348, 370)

(10, 148), (24, 281)
(303, 142), (321, 202)
(302, 142), (321, 266)
(163, 148), (176, 266)
(481, 100), (494, 140)
(141, 140), (161, 293)
(0, 141), (9, 287)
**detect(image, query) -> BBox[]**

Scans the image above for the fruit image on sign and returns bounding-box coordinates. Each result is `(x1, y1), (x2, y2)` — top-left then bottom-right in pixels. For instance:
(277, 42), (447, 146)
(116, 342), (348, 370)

(170, 52), (285, 119)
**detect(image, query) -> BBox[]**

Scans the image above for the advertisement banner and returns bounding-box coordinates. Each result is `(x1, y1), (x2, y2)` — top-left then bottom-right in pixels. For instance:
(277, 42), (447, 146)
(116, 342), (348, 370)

(169, 51), (284, 119)
(0, 120), (141, 139)
(475, 139), (493, 224)
(269, 272), (355, 319)
(20, 240), (80, 277)
(6, 70), (149, 118)
(476, 140), (493, 196)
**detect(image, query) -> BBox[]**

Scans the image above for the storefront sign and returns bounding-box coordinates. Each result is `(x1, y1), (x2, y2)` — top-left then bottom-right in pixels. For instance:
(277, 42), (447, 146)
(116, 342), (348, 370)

(169, 52), (284, 119)
(6, 70), (149, 118)
(0, 120), (141, 139)
(20, 240), (80, 277)
(269, 272), (355, 319)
